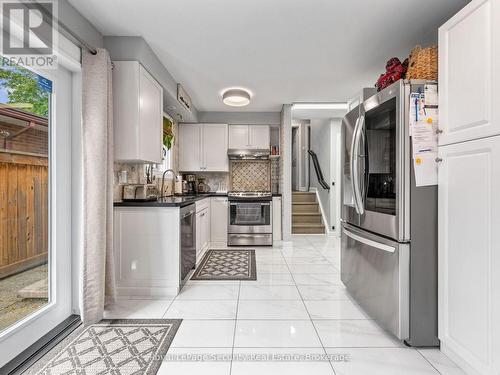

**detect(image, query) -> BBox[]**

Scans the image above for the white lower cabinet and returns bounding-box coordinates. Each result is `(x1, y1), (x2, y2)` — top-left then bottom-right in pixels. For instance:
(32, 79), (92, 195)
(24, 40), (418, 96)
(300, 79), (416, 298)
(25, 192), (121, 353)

(113, 207), (181, 297)
(195, 199), (211, 263)
(272, 196), (282, 241)
(210, 197), (228, 246)
(438, 135), (500, 375)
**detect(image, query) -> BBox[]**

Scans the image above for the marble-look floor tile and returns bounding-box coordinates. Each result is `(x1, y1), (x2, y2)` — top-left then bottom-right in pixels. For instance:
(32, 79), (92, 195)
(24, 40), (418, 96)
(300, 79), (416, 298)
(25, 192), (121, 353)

(284, 256), (332, 265)
(298, 285), (351, 300)
(314, 320), (402, 347)
(293, 273), (343, 286)
(239, 284), (301, 300)
(237, 300), (310, 320)
(164, 300), (237, 319)
(327, 348), (440, 375)
(176, 284), (239, 300)
(305, 300), (369, 320)
(234, 320), (322, 347)
(417, 348), (467, 375)
(171, 320), (236, 347)
(288, 264), (339, 274)
(243, 272), (295, 285)
(257, 264), (291, 274)
(158, 347), (232, 375)
(231, 361), (335, 375)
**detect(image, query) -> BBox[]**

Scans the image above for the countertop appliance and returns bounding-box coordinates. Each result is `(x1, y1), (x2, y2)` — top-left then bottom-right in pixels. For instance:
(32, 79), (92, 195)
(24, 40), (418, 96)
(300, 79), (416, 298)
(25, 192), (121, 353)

(122, 184), (158, 201)
(184, 174), (198, 194)
(180, 204), (196, 288)
(227, 191), (272, 246)
(341, 79), (438, 347)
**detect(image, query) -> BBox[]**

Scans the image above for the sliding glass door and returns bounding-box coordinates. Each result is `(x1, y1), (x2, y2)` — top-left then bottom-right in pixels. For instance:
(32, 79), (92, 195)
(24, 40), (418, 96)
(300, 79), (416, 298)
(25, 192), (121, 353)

(0, 60), (75, 368)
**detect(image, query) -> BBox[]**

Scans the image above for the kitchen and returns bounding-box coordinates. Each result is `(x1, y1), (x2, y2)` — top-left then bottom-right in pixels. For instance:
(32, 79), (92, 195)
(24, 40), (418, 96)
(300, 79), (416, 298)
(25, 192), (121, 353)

(0, 1), (498, 375)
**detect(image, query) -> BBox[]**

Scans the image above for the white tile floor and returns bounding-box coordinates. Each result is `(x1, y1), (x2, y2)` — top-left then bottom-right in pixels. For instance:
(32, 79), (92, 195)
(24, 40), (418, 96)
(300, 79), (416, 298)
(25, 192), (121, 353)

(105, 235), (466, 375)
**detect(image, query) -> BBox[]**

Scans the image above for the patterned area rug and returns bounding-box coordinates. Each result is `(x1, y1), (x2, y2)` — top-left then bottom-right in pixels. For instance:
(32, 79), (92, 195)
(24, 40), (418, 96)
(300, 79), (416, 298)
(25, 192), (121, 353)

(191, 249), (257, 280)
(26, 319), (182, 375)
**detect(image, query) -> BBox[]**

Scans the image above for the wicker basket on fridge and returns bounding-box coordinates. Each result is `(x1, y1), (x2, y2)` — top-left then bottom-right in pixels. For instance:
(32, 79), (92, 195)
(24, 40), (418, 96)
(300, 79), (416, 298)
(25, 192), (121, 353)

(406, 45), (438, 81)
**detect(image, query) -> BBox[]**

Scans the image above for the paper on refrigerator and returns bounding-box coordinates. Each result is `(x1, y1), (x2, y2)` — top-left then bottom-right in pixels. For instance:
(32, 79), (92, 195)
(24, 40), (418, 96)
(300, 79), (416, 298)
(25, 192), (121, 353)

(410, 87), (438, 187)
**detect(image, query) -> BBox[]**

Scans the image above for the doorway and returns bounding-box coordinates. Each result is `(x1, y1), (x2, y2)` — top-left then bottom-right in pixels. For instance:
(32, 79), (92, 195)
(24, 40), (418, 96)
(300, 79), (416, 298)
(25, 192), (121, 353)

(291, 104), (348, 235)
(0, 60), (76, 367)
(291, 126), (299, 191)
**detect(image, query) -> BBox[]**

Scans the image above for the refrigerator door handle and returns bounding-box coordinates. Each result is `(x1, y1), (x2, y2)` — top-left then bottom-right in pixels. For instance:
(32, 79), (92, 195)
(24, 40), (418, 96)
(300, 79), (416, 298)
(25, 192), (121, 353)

(352, 114), (365, 215)
(343, 227), (395, 253)
(349, 116), (360, 213)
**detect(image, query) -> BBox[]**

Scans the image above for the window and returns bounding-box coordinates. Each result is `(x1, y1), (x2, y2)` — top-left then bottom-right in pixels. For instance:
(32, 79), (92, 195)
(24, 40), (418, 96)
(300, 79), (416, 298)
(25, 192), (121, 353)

(156, 114), (174, 172)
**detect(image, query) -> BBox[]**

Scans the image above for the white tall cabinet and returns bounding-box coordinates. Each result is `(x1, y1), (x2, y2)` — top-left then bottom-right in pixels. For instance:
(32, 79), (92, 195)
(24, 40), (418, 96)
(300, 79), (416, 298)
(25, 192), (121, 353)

(438, 1), (500, 374)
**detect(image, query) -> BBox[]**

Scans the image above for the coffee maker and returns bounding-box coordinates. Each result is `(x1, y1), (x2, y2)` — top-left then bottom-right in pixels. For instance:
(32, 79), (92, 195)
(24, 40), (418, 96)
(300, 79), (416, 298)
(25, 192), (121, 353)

(183, 174), (197, 194)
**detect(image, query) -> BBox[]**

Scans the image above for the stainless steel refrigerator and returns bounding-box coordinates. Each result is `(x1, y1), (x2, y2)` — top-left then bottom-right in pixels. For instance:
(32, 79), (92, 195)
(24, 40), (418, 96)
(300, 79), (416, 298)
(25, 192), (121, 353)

(340, 80), (439, 347)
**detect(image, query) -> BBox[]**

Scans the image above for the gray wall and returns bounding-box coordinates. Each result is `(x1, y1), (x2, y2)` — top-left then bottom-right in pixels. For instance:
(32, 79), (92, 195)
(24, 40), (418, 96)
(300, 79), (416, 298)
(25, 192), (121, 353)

(58, 0), (103, 48)
(310, 118), (331, 227)
(103, 36), (198, 123)
(197, 112), (280, 125)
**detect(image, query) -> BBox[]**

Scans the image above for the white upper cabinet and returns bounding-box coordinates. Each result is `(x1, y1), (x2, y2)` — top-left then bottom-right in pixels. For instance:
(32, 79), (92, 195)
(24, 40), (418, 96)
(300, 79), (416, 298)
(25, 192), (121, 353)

(113, 61), (163, 163)
(229, 125), (250, 149)
(438, 0), (500, 145)
(249, 125), (271, 149)
(229, 125), (270, 149)
(178, 123), (202, 172)
(179, 123), (228, 172)
(202, 124), (229, 171)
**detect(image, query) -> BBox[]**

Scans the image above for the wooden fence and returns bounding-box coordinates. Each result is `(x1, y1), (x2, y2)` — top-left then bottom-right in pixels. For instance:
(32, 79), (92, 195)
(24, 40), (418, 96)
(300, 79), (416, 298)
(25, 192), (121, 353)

(0, 151), (48, 279)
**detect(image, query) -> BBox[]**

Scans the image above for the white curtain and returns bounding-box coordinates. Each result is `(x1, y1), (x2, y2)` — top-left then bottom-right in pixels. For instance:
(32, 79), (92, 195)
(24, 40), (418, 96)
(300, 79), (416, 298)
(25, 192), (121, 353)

(81, 49), (116, 324)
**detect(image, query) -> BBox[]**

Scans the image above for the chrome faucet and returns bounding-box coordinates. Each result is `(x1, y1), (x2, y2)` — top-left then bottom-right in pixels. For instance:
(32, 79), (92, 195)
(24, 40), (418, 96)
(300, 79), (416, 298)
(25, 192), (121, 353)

(160, 169), (176, 198)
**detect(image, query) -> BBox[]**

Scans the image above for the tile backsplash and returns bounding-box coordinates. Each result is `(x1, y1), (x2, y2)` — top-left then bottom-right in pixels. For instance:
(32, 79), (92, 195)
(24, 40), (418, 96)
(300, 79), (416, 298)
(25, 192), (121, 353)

(113, 163), (146, 201)
(230, 161), (271, 191)
(197, 172), (229, 192)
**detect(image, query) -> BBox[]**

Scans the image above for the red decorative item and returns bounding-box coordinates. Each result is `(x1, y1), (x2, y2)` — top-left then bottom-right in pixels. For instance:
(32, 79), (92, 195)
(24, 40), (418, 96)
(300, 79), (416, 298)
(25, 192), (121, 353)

(375, 57), (409, 91)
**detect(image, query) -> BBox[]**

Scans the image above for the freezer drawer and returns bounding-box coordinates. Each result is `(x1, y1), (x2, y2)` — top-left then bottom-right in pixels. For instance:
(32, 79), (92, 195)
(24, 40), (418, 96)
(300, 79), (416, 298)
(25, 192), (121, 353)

(341, 222), (409, 340)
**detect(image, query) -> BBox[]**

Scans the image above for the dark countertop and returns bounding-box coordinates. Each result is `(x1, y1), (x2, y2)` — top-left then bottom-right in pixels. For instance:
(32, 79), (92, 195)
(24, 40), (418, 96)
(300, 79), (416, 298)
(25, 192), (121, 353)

(114, 193), (228, 208)
(114, 192), (282, 208)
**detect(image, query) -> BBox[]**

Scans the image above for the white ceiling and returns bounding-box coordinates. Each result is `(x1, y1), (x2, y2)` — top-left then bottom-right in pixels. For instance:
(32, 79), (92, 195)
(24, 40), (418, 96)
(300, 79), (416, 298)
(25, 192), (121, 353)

(70, 0), (468, 112)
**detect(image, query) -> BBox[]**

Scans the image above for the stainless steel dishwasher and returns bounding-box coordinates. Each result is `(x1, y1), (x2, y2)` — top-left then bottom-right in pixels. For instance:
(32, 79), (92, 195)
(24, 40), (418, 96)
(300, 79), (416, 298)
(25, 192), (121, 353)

(180, 204), (196, 287)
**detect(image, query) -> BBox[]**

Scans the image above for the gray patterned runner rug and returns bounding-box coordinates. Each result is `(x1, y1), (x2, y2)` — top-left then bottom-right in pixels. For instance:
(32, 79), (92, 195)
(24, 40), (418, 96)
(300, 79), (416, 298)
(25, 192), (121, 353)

(26, 319), (182, 375)
(191, 249), (257, 280)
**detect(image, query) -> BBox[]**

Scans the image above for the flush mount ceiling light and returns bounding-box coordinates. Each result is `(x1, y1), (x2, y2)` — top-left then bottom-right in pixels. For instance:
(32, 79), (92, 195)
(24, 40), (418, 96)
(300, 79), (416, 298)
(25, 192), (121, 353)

(222, 88), (251, 107)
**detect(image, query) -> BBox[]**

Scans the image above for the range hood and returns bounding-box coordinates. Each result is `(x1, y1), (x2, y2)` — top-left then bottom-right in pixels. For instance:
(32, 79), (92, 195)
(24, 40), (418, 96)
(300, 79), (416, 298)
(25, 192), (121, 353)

(228, 148), (270, 160)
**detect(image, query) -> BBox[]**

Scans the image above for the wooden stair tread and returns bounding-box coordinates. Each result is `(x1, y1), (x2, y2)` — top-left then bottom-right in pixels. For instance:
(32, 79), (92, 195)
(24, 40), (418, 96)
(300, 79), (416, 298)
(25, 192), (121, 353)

(292, 202), (319, 205)
(292, 212), (322, 216)
(292, 223), (325, 228)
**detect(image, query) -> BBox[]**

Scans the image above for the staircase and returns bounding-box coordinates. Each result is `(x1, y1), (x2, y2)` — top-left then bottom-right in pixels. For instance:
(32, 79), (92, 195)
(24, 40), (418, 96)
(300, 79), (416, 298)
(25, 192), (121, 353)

(292, 191), (326, 234)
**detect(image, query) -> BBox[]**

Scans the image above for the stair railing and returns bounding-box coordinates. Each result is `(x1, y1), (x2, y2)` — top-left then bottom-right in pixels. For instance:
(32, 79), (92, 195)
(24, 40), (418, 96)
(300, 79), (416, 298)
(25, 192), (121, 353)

(308, 150), (330, 191)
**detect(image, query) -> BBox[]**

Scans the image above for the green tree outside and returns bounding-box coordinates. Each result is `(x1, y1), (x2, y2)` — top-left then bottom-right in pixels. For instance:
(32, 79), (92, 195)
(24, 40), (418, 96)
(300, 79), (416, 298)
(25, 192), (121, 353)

(0, 64), (49, 118)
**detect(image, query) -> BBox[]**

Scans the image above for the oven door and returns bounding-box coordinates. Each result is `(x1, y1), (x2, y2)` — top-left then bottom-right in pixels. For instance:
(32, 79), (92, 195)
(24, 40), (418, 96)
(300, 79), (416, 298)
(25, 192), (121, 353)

(354, 80), (410, 241)
(228, 201), (272, 234)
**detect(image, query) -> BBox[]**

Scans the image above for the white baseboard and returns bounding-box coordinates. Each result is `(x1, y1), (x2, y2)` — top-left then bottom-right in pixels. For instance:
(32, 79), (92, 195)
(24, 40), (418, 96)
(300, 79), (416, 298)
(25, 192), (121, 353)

(116, 286), (179, 299)
(309, 188), (331, 235)
(440, 342), (483, 375)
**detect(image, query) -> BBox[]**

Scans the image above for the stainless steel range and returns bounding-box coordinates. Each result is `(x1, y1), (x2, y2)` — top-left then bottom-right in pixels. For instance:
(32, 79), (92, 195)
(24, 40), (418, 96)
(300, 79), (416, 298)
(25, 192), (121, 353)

(227, 191), (272, 246)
